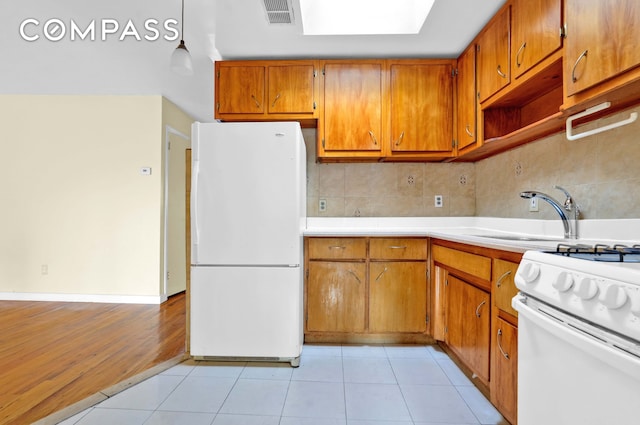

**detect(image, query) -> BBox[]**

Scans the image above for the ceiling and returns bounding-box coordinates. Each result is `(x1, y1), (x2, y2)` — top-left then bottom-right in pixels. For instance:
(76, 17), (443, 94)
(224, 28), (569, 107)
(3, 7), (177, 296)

(0, 0), (506, 122)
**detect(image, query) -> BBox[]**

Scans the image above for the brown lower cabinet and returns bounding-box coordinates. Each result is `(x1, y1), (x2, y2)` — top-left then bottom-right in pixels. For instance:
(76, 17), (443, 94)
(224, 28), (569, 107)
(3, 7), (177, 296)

(445, 275), (491, 384)
(492, 317), (518, 424)
(433, 240), (521, 424)
(305, 237), (430, 343)
(306, 261), (366, 333)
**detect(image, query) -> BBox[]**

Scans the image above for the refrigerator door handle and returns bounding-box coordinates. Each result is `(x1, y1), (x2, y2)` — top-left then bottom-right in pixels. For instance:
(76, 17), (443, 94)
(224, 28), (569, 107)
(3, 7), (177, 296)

(192, 159), (200, 262)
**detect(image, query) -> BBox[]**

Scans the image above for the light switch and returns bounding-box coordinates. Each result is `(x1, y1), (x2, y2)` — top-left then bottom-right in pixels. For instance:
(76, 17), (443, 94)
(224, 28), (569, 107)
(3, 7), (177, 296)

(140, 167), (152, 175)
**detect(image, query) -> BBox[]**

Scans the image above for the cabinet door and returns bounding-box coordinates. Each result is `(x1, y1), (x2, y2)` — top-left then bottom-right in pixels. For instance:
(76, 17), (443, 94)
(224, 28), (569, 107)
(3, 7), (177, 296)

(493, 259), (519, 317)
(217, 65), (265, 114)
(307, 261), (366, 332)
(446, 275), (490, 382)
(389, 63), (453, 153)
(322, 62), (383, 152)
(512, 0), (562, 78)
(565, 0), (640, 95)
(268, 65), (315, 114)
(456, 44), (477, 151)
(492, 318), (518, 425)
(369, 262), (427, 333)
(477, 6), (511, 102)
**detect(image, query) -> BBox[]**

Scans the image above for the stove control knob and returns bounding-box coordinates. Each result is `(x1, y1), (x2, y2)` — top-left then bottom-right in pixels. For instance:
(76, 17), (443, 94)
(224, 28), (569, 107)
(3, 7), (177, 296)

(573, 277), (598, 300)
(629, 291), (640, 317)
(517, 263), (540, 284)
(552, 271), (574, 292)
(599, 284), (628, 310)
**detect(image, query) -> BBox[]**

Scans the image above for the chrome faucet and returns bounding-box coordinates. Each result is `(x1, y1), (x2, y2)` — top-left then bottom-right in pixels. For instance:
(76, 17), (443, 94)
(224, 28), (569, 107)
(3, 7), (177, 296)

(520, 186), (580, 239)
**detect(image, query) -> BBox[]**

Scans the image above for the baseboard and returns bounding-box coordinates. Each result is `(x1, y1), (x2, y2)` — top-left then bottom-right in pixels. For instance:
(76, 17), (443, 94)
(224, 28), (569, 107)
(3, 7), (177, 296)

(0, 292), (165, 304)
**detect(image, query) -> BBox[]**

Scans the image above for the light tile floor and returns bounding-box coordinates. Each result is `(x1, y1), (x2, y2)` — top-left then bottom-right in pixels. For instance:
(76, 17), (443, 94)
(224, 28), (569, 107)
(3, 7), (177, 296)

(58, 344), (508, 425)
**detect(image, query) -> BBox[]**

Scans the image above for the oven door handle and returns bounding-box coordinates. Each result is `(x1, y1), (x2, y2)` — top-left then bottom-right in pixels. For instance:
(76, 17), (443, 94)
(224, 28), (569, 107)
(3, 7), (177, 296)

(513, 294), (640, 381)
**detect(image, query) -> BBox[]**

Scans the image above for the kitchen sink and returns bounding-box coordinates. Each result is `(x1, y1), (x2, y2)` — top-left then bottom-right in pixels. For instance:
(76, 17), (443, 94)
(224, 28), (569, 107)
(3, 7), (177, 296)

(471, 234), (565, 242)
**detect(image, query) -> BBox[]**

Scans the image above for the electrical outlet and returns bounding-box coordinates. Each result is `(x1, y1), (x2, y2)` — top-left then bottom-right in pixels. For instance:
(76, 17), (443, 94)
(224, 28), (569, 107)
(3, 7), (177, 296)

(41, 264), (48, 275)
(435, 195), (443, 208)
(319, 199), (327, 212)
(529, 197), (539, 212)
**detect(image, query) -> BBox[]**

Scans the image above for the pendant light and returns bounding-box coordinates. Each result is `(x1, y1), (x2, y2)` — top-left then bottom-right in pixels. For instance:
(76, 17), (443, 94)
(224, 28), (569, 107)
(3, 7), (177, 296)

(170, 0), (193, 76)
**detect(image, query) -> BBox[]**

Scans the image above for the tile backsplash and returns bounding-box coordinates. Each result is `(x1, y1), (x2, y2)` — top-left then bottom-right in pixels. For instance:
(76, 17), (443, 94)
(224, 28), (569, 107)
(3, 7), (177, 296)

(306, 104), (640, 219)
(476, 104), (640, 220)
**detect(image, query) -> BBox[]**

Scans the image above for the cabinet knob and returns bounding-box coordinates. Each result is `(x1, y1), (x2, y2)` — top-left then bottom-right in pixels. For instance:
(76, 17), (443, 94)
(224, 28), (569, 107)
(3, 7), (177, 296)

(497, 328), (510, 359)
(571, 50), (588, 83)
(368, 130), (378, 146)
(496, 270), (512, 288)
(251, 94), (261, 109)
(496, 65), (507, 79)
(516, 42), (527, 68)
(394, 131), (405, 146)
(271, 93), (281, 107)
(465, 124), (474, 138)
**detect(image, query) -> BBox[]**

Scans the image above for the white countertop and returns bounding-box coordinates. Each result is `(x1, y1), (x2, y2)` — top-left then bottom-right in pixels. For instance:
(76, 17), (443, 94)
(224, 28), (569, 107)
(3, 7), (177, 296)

(304, 217), (640, 253)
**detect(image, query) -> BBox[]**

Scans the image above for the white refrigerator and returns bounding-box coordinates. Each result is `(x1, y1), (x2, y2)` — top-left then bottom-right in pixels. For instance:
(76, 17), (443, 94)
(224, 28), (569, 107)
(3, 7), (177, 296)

(190, 121), (306, 366)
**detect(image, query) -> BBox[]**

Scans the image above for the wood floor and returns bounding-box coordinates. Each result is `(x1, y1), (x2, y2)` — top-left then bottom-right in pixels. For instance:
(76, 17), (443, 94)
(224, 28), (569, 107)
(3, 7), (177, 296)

(0, 293), (186, 425)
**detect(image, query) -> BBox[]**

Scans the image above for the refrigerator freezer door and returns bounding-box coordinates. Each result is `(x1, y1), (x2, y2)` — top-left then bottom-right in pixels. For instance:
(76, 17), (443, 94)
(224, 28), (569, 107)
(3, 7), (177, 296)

(192, 122), (306, 266)
(190, 266), (303, 360)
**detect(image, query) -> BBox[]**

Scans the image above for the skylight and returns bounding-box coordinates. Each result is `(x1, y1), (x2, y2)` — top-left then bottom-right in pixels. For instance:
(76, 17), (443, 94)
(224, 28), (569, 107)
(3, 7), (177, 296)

(299, 0), (435, 35)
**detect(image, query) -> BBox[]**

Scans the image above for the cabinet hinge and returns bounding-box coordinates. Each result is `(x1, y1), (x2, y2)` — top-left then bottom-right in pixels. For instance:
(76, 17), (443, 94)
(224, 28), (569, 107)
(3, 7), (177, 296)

(216, 70), (220, 78)
(451, 68), (458, 78)
(445, 278), (449, 286)
(305, 269), (309, 279)
(313, 101), (317, 110)
(216, 102), (220, 111)
(322, 68), (325, 76)
(313, 70), (317, 78)
(560, 23), (567, 39)
(476, 45), (480, 53)
(452, 139), (457, 149)
(426, 315), (430, 323)
(322, 138), (326, 149)
(444, 326), (448, 333)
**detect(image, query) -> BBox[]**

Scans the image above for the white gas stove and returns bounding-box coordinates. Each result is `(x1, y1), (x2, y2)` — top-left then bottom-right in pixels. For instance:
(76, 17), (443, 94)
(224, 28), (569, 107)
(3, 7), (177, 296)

(513, 243), (640, 425)
(516, 243), (640, 342)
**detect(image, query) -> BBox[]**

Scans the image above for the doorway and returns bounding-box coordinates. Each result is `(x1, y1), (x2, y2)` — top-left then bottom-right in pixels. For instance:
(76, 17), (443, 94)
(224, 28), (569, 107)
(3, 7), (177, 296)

(164, 126), (190, 297)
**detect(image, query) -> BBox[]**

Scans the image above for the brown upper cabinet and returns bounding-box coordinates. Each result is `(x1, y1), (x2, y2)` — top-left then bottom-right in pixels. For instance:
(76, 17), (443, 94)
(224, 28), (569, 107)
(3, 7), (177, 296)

(389, 61), (454, 158)
(511, 0), (563, 79)
(456, 43), (478, 153)
(319, 61), (384, 157)
(213, 1), (640, 162)
(477, 6), (511, 103)
(564, 0), (640, 97)
(215, 60), (318, 122)
(216, 64), (265, 115)
(268, 65), (316, 114)
(511, 0), (562, 78)
(318, 59), (455, 161)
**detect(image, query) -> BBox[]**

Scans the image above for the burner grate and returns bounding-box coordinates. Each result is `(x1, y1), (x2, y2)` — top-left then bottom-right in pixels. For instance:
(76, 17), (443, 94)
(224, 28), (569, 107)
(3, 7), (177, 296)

(550, 243), (640, 262)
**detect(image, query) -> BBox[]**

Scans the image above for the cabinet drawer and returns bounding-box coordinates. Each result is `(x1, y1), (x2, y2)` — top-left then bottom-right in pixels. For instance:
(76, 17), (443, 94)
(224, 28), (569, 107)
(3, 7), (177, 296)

(432, 245), (491, 281)
(308, 238), (367, 260)
(369, 238), (427, 260)
(493, 259), (519, 316)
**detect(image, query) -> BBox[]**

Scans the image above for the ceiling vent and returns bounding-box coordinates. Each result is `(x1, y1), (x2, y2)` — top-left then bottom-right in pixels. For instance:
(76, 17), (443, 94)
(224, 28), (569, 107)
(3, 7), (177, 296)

(262, 0), (295, 24)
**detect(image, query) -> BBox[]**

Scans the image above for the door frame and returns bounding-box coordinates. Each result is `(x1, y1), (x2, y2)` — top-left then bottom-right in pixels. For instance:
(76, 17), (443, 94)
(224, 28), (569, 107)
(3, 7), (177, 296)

(163, 125), (190, 301)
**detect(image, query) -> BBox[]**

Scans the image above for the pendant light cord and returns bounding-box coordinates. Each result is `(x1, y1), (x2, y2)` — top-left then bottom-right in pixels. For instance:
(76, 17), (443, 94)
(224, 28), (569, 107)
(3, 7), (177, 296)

(180, 0), (185, 43)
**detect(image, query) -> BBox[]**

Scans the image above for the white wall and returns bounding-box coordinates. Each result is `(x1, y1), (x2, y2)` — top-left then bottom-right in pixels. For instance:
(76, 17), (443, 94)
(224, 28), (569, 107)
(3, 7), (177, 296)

(0, 95), (166, 302)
